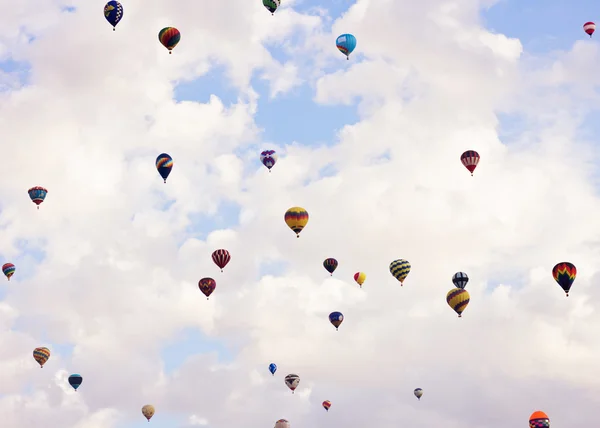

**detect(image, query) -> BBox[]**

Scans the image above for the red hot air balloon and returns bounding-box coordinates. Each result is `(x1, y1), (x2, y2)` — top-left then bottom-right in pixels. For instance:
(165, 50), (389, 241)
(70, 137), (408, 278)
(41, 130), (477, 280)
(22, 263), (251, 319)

(460, 150), (480, 176)
(212, 249), (231, 272)
(584, 22), (596, 37)
(198, 278), (216, 300)
(529, 411), (549, 428)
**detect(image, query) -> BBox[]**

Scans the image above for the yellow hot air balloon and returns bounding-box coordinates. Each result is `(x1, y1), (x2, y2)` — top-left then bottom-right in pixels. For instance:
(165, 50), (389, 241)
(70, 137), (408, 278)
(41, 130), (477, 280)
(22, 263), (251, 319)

(446, 288), (469, 317)
(389, 259), (411, 285)
(353, 272), (366, 287)
(284, 207), (309, 238)
(142, 404), (155, 421)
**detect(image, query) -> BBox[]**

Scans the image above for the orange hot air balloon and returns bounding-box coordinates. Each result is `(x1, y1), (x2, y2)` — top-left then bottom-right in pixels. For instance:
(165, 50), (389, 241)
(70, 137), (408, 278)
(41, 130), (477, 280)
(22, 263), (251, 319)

(529, 411), (549, 428)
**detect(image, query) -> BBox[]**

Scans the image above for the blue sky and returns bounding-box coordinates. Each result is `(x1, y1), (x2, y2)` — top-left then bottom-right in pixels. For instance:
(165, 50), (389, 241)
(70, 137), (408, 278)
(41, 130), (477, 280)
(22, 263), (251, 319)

(1, 0), (598, 425)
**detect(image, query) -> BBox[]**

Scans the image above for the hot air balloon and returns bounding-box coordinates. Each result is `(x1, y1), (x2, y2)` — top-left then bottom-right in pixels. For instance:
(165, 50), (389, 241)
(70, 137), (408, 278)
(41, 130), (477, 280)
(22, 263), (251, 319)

(33, 347), (50, 368)
(2, 263), (15, 281)
(552, 262), (576, 296)
(322, 400), (331, 411)
(212, 249), (231, 272)
(329, 311), (343, 330)
(275, 419), (290, 428)
(103, 1), (123, 30)
(28, 186), (47, 209)
(198, 277), (216, 300)
(284, 207), (309, 238)
(460, 150), (480, 176)
(142, 404), (155, 421)
(323, 258), (338, 275)
(155, 153), (173, 183)
(269, 363), (277, 375)
(260, 150), (278, 172)
(446, 288), (470, 317)
(263, 0), (280, 14)
(353, 272), (366, 287)
(414, 388), (423, 400)
(389, 259), (411, 285)
(159, 27), (180, 53)
(584, 22), (596, 37)
(452, 272), (468, 289)
(529, 411), (549, 428)
(284, 374), (300, 393)
(336, 33), (356, 60)
(68, 374), (83, 391)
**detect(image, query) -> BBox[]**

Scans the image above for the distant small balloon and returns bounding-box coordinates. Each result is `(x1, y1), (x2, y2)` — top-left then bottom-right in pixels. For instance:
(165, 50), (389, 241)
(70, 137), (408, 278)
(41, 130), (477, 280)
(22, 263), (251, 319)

(2, 263), (15, 281)
(446, 288), (470, 317)
(198, 277), (216, 300)
(529, 410), (549, 428)
(322, 400), (331, 411)
(284, 207), (309, 238)
(155, 153), (173, 183)
(336, 33), (356, 60)
(389, 259), (411, 285)
(103, 1), (123, 30)
(269, 363), (277, 375)
(28, 186), (48, 209)
(284, 374), (300, 393)
(68, 374), (83, 391)
(353, 272), (366, 287)
(212, 249), (231, 272)
(142, 404), (155, 421)
(275, 419), (290, 428)
(159, 27), (180, 53)
(584, 21), (596, 37)
(263, 0), (280, 15)
(260, 150), (278, 172)
(323, 258), (338, 275)
(33, 347), (50, 368)
(460, 150), (480, 176)
(552, 262), (576, 297)
(329, 311), (344, 330)
(414, 388), (423, 400)
(452, 272), (468, 289)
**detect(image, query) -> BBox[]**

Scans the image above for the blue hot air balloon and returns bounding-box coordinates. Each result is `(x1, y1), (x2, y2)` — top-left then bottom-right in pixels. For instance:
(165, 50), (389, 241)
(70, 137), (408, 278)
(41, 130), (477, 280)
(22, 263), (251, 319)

(329, 311), (344, 330)
(104, 1), (123, 30)
(28, 186), (48, 209)
(269, 363), (277, 376)
(156, 153), (173, 183)
(68, 374), (83, 391)
(336, 34), (356, 60)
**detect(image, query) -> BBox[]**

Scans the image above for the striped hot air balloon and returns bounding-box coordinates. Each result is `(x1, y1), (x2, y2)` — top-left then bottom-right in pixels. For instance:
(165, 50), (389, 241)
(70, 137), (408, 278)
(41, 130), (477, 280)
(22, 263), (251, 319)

(390, 259), (411, 285)
(158, 27), (180, 53)
(284, 207), (308, 238)
(584, 21), (596, 37)
(460, 150), (480, 176)
(212, 249), (231, 272)
(446, 288), (470, 317)
(322, 400), (331, 411)
(33, 347), (50, 368)
(323, 258), (338, 275)
(552, 262), (576, 297)
(2, 263), (15, 281)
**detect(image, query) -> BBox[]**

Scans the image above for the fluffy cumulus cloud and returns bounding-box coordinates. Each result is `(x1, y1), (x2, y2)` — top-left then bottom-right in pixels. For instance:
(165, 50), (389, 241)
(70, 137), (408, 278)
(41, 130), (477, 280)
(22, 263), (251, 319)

(1, 0), (600, 426)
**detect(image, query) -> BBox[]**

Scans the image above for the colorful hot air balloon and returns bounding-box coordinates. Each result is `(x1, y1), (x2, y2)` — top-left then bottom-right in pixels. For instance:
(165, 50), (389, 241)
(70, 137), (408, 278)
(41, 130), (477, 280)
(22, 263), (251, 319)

(269, 363), (277, 375)
(212, 249), (231, 272)
(329, 311), (344, 330)
(353, 272), (366, 287)
(452, 272), (468, 289)
(284, 374), (300, 393)
(323, 258), (338, 275)
(142, 404), (155, 421)
(155, 153), (173, 183)
(159, 27), (180, 54)
(103, 1), (123, 30)
(460, 150), (480, 176)
(322, 400), (331, 411)
(198, 277), (216, 300)
(336, 33), (356, 60)
(284, 207), (309, 238)
(33, 347), (50, 368)
(260, 150), (278, 172)
(552, 262), (576, 297)
(2, 263), (15, 281)
(275, 419), (290, 428)
(389, 259), (411, 285)
(263, 0), (280, 14)
(446, 288), (470, 317)
(68, 374), (83, 391)
(529, 411), (549, 428)
(414, 388), (423, 400)
(584, 22), (596, 37)
(28, 186), (47, 209)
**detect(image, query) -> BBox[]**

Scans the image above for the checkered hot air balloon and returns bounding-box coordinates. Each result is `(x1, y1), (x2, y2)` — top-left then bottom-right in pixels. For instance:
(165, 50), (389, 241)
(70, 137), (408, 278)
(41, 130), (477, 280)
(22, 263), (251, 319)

(552, 262), (576, 297)
(212, 249), (231, 272)
(529, 411), (549, 428)
(460, 150), (480, 176)
(103, 1), (123, 31)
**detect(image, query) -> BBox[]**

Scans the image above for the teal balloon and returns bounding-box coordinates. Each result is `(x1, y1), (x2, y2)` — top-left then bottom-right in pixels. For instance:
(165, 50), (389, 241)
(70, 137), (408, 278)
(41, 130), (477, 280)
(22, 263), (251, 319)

(336, 34), (356, 59)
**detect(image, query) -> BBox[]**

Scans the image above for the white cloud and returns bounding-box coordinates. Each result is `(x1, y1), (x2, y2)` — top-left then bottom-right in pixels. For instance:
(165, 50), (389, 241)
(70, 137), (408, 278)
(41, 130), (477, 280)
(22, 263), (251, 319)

(0, 0), (600, 427)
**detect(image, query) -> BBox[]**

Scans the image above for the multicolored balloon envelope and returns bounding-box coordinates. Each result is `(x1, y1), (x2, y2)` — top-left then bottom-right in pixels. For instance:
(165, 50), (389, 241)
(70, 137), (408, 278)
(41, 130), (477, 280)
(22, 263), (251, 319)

(103, 1), (123, 30)
(284, 207), (309, 238)
(269, 363), (277, 375)
(28, 186), (48, 209)
(155, 153), (173, 183)
(263, 0), (280, 14)
(460, 150), (480, 176)
(452, 271), (468, 289)
(159, 27), (180, 53)
(389, 259), (411, 285)
(323, 258), (338, 275)
(446, 288), (470, 317)
(552, 262), (576, 297)
(275, 419), (290, 428)
(260, 150), (278, 171)
(68, 374), (83, 391)
(353, 271), (366, 287)
(142, 404), (155, 421)
(2, 263), (15, 281)
(336, 33), (356, 59)
(33, 347), (50, 368)
(322, 400), (331, 411)
(529, 411), (549, 428)
(329, 311), (344, 330)
(198, 277), (216, 299)
(212, 249), (231, 272)
(284, 374), (300, 393)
